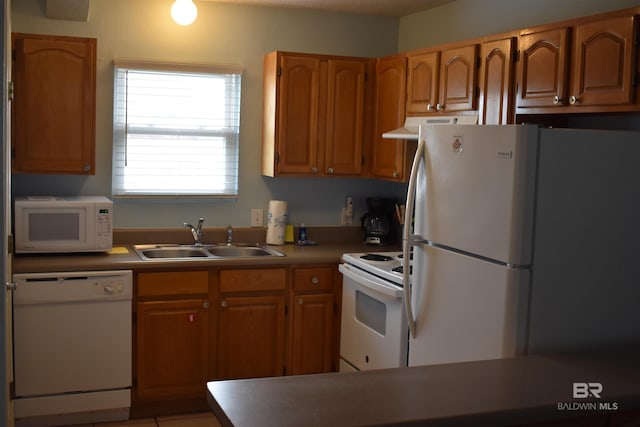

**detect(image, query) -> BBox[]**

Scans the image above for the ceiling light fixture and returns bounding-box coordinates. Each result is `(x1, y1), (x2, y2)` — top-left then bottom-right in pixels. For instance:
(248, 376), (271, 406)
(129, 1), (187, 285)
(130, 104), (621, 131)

(171, 0), (197, 26)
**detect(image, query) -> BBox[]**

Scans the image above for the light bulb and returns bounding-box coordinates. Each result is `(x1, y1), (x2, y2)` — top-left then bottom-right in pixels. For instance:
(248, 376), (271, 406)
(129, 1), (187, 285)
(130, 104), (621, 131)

(171, 0), (197, 26)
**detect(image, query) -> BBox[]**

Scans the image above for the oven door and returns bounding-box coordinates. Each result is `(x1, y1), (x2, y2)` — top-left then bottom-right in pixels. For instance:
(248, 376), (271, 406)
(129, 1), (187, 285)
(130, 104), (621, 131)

(338, 263), (407, 371)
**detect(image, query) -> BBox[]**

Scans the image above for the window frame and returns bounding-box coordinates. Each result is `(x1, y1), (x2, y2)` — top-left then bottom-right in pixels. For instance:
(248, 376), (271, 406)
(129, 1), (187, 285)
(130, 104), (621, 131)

(112, 59), (243, 199)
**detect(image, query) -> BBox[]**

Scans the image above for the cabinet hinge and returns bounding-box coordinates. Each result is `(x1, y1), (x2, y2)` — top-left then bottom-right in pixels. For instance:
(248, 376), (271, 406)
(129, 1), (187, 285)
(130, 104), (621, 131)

(364, 71), (369, 82)
(361, 155), (365, 165)
(283, 366), (287, 375)
(633, 71), (639, 87)
(277, 66), (282, 77)
(512, 50), (520, 63)
(634, 29), (640, 46)
(275, 152), (280, 164)
(333, 302), (339, 313)
(11, 49), (16, 61)
(7, 235), (13, 255)
(284, 304), (288, 316)
(8, 81), (14, 102)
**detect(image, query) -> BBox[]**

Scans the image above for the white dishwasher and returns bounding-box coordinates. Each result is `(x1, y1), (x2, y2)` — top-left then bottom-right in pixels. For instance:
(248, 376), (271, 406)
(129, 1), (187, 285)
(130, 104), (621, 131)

(12, 270), (132, 427)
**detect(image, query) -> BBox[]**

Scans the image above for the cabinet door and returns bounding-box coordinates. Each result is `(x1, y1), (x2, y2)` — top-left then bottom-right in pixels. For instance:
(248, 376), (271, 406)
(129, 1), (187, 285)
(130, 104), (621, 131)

(290, 293), (334, 375)
(136, 299), (209, 400)
(276, 55), (321, 175)
(12, 33), (96, 174)
(371, 55), (410, 181)
(478, 38), (516, 124)
(570, 15), (636, 107)
(217, 295), (286, 379)
(406, 51), (440, 114)
(438, 44), (479, 112)
(324, 59), (366, 176)
(517, 28), (570, 108)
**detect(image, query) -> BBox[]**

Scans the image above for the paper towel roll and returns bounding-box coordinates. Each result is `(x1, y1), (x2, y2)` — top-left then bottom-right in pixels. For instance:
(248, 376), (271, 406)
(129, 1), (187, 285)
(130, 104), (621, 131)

(266, 200), (288, 245)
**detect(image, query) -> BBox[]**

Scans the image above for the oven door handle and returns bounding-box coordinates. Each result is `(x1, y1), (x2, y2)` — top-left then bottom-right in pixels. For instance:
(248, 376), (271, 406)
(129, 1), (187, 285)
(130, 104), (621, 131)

(338, 264), (403, 300)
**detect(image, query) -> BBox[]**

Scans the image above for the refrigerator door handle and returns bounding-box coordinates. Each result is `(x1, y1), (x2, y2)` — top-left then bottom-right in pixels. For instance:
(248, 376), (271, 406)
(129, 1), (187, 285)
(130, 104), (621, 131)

(403, 137), (425, 339)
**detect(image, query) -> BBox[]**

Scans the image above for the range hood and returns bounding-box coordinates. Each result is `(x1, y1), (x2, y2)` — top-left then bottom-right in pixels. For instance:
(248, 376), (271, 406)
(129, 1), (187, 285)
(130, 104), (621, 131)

(382, 115), (479, 140)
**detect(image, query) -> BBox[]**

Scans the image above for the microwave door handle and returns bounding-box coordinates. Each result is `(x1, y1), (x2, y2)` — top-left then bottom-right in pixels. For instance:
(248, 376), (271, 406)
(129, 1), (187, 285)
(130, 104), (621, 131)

(403, 138), (425, 339)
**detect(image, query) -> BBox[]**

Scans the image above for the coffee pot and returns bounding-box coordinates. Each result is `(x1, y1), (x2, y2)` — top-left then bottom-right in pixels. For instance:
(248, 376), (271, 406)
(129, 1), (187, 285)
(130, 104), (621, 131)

(361, 197), (397, 246)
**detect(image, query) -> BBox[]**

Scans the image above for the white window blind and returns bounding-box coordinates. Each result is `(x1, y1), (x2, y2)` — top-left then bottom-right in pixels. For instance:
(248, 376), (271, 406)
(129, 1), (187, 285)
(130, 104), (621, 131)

(112, 60), (242, 197)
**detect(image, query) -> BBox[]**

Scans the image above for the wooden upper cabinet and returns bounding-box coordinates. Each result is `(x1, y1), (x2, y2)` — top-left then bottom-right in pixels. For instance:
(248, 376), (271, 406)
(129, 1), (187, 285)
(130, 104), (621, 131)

(371, 54), (411, 182)
(478, 37), (516, 124)
(570, 15), (636, 107)
(324, 59), (366, 175)
(517, 13), (637, 112)
(11, 33), (96, 174)
(406, 44), (478, 115)
(262, 51), (368, 177)
(406, 51), (440, 114)
(269, 53), (321, 175)
(438, 44), (479, 112)
(516, 28), (570, 108)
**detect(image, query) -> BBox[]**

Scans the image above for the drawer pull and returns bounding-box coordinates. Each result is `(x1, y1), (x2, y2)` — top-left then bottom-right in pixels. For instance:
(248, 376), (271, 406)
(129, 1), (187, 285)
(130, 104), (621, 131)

(220, 299), (228, 308)
(311, 276), (319, 285)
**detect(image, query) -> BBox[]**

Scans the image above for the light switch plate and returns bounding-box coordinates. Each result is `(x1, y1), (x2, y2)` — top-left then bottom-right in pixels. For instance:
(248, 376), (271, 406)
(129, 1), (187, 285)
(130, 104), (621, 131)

(251, 209), (263, 227)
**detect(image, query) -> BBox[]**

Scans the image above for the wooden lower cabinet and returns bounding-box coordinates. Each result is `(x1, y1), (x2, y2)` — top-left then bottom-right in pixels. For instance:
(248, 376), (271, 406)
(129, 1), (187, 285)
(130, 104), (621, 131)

(289, 266), (338, 375)
(136, 299), (209, 400)
(216, 294), (286, 379)
(132, 264), (340, 412)
(216, 268), (287, 379)
(135, 271), (210, 401)
(290, 292), (334, 375)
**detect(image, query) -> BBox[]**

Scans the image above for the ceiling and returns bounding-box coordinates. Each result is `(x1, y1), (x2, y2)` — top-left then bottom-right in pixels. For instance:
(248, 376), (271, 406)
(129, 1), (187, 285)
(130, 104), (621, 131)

(200, 0), (455, 17)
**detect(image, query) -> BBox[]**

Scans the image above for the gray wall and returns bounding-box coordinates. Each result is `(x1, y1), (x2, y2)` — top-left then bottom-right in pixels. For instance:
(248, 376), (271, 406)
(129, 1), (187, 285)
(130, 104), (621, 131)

(10, 0), (403, 229)
(399, 0), (640, 51)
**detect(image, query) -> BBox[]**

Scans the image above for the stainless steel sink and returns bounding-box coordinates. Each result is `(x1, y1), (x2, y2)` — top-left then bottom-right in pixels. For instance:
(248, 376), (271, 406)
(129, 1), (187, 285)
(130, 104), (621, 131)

(132, 244), (285, 260)
(207, 245), (284, 257)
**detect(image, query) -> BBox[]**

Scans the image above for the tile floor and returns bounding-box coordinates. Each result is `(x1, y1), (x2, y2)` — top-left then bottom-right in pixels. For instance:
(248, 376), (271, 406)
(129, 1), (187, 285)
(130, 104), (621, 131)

(64, 412), (221, 427)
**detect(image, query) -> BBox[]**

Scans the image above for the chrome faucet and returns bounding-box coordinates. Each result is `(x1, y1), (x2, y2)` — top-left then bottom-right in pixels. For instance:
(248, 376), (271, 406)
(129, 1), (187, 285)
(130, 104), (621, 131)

(226, 224), (233, 246)
(184, 217), (205, 245)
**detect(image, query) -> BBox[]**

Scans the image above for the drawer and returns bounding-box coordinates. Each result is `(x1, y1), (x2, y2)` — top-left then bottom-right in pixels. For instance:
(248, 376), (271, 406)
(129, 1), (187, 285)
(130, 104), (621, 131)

(292, 266), (334, 292)
(219, 268), (287, 293)
(137, 271), (209, 297)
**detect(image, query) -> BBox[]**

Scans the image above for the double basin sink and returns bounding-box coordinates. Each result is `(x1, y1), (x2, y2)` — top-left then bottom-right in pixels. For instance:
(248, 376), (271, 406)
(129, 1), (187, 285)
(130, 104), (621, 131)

(133, 243), (286, 261)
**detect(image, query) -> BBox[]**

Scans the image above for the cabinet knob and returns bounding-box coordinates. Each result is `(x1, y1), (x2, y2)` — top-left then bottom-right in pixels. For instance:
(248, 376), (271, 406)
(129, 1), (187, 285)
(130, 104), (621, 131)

(436, 103), (444, 112)
(569, 95), (580, 105)
(220, 299), (228, 308)
(311, 276), (319, 285)
(83, 164), (91, 172)
(203, 301), (210, 309)
(327, 167), (334, 174)
(297, 297), (304, 305)
(426, 104), (434, 112)
(392, 172), (399, 178)
(311, 166), (318, 173)
(553, 96), (563, 105)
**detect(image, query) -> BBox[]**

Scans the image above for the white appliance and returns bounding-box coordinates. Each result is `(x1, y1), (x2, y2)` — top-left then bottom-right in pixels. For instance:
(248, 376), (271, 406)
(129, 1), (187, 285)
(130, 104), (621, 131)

(340, 125), (640, 370)
(381, 115), (478, 140)
(14, 195), (113, 254)
(12, 270), (133, 426)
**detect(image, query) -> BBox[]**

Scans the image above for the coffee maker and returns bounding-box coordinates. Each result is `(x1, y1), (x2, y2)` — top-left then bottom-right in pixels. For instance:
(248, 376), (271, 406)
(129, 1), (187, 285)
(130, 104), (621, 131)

(361, 197), (398, 246)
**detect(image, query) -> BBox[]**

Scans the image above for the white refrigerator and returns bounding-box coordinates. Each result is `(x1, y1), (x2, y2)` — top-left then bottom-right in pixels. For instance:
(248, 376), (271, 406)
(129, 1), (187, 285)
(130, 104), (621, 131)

(402, 124), (640, 367)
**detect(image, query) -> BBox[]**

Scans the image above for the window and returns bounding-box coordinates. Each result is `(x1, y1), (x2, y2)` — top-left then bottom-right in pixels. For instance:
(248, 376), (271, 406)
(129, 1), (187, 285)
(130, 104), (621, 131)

(112, 60), (242, 197)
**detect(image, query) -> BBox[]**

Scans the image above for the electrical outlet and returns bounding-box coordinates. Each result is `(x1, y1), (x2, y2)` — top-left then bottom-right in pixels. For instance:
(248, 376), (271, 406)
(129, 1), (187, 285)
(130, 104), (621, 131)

(251, 209), (263, 227)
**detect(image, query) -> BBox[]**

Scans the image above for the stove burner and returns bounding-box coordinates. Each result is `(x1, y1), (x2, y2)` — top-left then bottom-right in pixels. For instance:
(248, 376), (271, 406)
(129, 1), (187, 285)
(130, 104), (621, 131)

(392, 265), (412, 275)
(361, 254), (393, 262)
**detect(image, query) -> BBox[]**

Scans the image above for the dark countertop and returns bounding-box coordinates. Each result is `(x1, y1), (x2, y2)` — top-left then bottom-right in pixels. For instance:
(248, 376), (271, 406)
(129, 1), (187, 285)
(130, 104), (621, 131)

(206, 349), (640, 427)
(12, 227), (391, 273)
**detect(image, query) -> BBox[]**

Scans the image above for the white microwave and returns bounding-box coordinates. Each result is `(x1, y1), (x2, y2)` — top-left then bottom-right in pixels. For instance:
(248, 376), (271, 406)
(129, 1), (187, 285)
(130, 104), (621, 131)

(14, 196), (113, 254)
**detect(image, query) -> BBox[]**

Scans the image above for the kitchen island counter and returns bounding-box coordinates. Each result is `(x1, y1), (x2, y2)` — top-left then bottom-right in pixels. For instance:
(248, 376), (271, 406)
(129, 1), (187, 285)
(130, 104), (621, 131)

(206, 348), (640, 426)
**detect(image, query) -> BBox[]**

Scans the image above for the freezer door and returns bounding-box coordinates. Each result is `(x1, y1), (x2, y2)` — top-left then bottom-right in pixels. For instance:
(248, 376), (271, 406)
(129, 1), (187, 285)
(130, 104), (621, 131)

(408, 244), (529, 367)
(415, 124), (538, 265)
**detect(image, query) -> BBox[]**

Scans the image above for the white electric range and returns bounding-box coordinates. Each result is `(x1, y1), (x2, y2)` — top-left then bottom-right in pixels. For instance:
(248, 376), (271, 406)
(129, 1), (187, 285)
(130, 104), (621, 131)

(338, 251), (412, 371)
